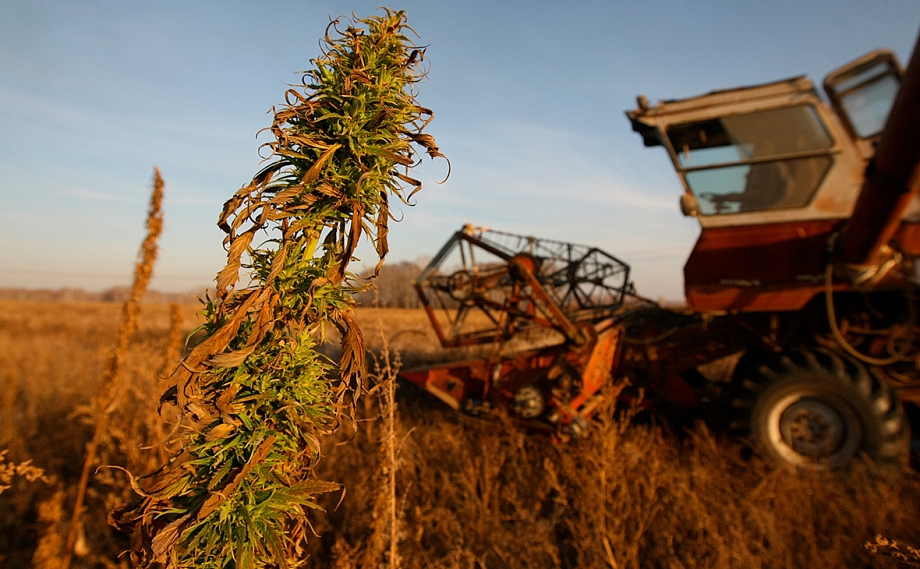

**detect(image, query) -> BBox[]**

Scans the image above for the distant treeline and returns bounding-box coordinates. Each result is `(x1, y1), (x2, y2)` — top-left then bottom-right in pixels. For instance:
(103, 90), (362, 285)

(352, 260), (424, 309)
(0, 287), (205, 304)
(1, 261), (427, 308)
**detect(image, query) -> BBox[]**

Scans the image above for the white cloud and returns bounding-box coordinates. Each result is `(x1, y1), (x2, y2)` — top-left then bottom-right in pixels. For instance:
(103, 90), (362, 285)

(58, 188), (133, 203)
(447, 119), (676, 211)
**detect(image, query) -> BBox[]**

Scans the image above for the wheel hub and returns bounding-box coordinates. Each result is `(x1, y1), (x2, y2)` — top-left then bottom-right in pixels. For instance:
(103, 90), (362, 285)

(513, 386), (545, 419)
(780, 398), (846, 457)
(766, 390), (863, 469)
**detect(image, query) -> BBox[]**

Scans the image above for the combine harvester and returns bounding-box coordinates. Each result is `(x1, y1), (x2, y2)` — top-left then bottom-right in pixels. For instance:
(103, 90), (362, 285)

(402, 31), (920, 471)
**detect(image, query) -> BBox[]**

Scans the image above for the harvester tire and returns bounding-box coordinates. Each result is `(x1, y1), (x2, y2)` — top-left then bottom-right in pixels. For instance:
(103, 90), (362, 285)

(730, 349), (907, 471)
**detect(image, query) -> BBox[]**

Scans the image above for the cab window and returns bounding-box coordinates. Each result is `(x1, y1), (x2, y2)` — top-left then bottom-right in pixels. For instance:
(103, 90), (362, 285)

(667, 106), (834, 215)
(824, 52), (901, 139)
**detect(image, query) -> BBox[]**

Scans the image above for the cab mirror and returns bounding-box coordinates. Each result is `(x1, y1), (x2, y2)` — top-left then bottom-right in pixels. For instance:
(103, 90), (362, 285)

(680, 193), (700, 217)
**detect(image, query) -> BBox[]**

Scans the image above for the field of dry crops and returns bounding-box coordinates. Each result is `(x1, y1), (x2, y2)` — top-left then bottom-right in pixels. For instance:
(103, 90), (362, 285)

(3, 299), (920, 568)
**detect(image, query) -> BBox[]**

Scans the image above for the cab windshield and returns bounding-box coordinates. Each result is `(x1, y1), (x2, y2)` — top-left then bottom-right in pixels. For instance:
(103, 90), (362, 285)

(667, 105), (834, 215)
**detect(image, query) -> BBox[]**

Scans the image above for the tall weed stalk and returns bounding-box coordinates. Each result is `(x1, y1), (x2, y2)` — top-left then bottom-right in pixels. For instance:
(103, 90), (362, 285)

(112, 10), (444, 568)
(362, 306), (404, 568)
(151, 303), (186, 466)
(62, 167), (164, 569)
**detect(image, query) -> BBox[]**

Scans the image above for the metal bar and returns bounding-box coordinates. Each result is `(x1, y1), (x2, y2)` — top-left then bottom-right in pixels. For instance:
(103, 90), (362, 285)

(679, 148), (840, 174)
(511, 255), (586, 346)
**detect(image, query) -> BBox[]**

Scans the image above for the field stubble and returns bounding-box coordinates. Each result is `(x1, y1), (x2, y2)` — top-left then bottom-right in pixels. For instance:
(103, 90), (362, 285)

(1, 300), (919, 567)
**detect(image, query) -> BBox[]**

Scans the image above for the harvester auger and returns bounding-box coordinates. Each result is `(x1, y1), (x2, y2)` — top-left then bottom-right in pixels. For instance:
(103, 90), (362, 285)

(403, 27), (920, 470)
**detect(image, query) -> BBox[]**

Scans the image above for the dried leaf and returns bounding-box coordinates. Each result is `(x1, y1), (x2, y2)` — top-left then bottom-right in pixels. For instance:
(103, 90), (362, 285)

(301, 143), (342, 185)
(195, 435), (276, 523)
(216, 229), (257, 292)
(207, 347), (255, 368)
(266, 243), (289, 285)
(151, 514), (192, 563)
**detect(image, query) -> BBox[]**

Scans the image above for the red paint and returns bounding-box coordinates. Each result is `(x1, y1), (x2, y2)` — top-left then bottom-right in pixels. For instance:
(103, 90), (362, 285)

(684, 220), (839, 312)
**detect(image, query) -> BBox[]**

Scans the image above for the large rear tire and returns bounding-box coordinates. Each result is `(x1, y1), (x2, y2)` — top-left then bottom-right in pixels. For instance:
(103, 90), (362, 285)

(731, 349), (907, 471)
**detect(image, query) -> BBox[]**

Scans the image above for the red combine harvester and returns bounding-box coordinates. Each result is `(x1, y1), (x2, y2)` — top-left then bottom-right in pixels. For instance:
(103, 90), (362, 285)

(402, 33), (920, 470)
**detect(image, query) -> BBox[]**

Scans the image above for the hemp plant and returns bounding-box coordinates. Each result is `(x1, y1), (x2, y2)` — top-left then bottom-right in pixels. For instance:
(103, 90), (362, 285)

(112, 9), (445, 568)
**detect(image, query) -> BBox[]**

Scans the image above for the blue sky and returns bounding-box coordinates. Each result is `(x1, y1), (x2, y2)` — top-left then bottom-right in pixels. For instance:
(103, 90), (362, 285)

(1, 1), (918, 301)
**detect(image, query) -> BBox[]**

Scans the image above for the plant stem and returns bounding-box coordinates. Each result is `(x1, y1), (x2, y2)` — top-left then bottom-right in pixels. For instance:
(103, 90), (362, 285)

(63, 168), (163, 568)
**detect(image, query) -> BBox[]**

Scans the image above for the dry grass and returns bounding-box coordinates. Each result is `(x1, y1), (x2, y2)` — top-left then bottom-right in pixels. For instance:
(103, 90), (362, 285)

(0, 300), (203, 568)
(1, 300), (920, 568)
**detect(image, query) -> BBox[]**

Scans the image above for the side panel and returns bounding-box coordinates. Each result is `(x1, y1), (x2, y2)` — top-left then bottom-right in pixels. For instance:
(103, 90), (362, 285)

(684, 219), (841, 312)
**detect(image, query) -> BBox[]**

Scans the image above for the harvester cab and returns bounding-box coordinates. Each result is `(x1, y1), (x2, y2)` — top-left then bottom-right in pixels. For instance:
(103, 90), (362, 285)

(618, 40), (920, 471)
(626, 49), (918, 312)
